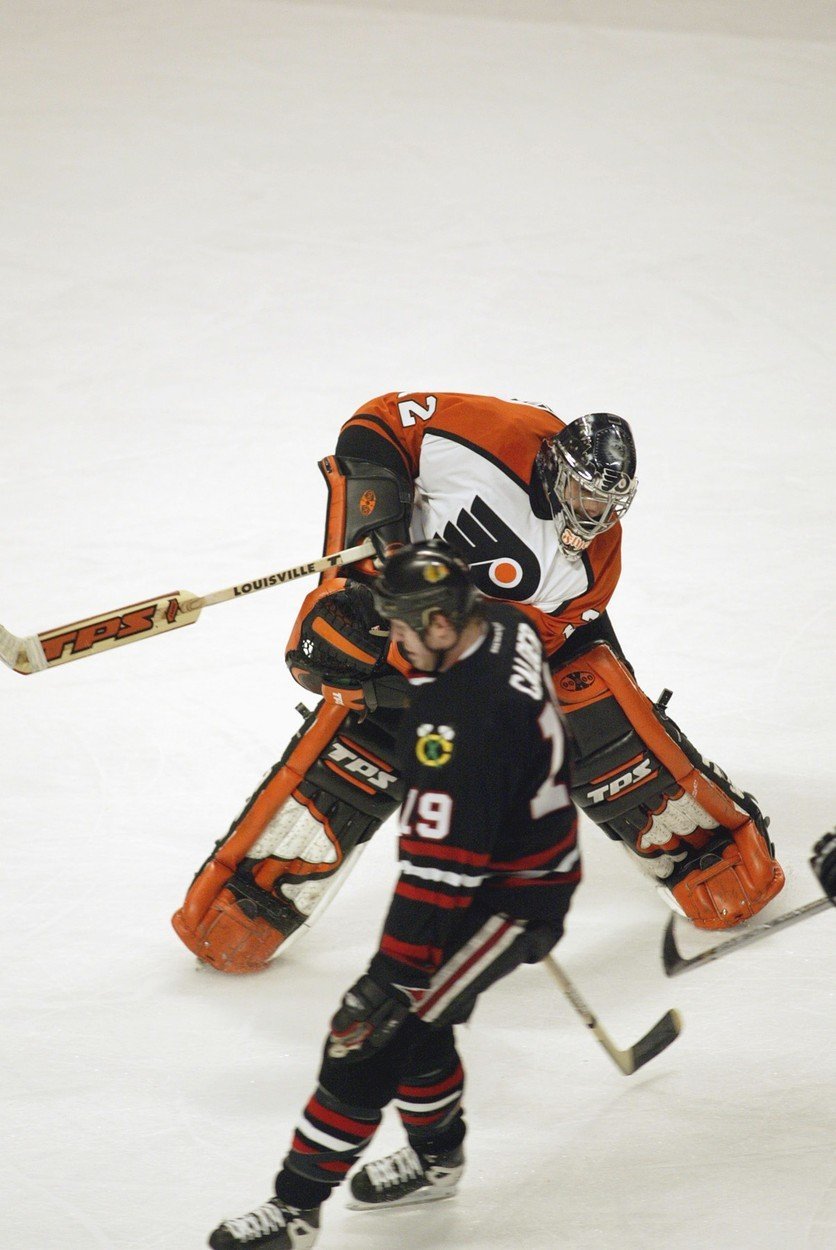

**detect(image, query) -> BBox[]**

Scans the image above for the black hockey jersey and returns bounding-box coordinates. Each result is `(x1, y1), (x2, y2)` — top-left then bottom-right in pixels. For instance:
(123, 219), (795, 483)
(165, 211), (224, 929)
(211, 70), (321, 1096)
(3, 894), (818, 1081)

(370, 601), (580, 990)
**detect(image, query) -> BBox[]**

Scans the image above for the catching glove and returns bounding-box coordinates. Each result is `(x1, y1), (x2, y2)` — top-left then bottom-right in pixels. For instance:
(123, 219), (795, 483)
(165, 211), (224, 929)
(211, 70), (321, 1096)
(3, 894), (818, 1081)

(286, 579), (409, 713)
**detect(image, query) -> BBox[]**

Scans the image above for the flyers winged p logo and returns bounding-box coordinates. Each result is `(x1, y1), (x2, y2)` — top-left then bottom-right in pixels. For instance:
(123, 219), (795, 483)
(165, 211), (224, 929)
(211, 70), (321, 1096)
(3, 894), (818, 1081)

(442, 496), (541, 600)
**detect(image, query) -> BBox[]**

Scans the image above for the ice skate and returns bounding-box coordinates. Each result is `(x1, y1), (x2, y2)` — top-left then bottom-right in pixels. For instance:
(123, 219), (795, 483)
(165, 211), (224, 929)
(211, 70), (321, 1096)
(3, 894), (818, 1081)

(348, 1143), (464, 1210)
(208, 1196), (319, 1249)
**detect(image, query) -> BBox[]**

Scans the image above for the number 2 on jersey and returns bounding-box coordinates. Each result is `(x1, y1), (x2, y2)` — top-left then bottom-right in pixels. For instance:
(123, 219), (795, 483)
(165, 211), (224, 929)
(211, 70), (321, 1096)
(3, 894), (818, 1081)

(530, 700), (570, 819)
(397, 395), (437, 428)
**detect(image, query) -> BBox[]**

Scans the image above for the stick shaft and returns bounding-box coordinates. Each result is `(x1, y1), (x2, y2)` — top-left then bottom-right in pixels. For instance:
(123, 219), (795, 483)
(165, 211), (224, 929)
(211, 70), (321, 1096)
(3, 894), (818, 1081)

(193, 540), (376, 609)
(543, 954), (681, 1075)
(0, 539), (376, 675)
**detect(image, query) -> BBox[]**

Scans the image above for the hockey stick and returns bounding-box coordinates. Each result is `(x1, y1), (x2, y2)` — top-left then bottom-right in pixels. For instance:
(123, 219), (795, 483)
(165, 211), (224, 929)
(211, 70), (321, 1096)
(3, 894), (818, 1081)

(0, 538), (376, 676)
(662, 896), (832, 977)
(543, 954), (682, 1075)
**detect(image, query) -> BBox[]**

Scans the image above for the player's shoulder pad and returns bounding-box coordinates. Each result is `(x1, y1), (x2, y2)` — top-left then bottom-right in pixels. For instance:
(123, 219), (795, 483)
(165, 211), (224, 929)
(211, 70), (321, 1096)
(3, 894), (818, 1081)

(481, 602), (548, 707)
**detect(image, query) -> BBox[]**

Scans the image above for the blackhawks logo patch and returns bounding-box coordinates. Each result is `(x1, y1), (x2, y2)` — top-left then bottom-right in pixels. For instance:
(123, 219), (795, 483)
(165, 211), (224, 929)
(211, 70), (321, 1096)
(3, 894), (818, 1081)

(416, 723), (455, 767)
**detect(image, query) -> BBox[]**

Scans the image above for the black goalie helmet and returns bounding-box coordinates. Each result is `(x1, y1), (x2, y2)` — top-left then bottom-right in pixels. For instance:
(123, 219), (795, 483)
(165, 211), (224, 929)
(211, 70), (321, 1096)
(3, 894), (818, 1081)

(372, 539), (479, 634)
(536, 412), (638, 559)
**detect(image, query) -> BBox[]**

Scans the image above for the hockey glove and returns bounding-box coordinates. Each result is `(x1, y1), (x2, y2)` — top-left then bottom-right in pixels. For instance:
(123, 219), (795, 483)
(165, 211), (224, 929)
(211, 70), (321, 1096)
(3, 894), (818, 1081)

(811, 831), (836, 904)
(286, 579), (409, 713)
(327, 974), (410, 1062)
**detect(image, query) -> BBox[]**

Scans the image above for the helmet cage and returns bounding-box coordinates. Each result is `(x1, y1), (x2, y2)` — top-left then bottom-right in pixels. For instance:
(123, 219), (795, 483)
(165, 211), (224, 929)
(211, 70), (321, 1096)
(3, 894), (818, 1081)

(537, 414), (637, 556)
(551, 451), (637, 541)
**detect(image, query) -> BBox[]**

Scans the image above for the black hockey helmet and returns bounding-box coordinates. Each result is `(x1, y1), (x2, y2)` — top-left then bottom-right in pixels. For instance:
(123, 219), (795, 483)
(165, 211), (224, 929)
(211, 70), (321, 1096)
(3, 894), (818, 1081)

(536, 413), (637, 558)
(372, 538), (479, 634)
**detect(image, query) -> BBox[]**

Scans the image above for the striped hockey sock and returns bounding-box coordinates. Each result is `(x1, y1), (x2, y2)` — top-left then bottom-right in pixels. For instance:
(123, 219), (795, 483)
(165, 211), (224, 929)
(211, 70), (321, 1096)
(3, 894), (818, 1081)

(395, 1057), (465, 1149)
(284, 1085), (382, 1187)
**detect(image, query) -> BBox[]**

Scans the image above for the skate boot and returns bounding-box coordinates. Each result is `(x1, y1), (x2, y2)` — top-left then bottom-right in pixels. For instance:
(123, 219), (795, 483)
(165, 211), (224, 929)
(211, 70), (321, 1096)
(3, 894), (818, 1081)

(208, 1197), (320, 1249)
(348, 1143), (464, 1209)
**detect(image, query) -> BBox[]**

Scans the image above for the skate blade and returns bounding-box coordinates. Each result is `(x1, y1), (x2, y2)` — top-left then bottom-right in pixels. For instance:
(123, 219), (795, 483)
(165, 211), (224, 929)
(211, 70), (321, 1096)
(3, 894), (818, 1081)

(346, 1185), (459, 1211)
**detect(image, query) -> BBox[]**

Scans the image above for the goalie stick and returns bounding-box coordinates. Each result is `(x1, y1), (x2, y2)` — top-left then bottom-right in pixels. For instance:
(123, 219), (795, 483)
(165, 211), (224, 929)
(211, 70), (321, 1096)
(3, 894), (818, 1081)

(662, 896), (832, 978)
(543, 954), (682, 1075)
(0, 538), (376, 676)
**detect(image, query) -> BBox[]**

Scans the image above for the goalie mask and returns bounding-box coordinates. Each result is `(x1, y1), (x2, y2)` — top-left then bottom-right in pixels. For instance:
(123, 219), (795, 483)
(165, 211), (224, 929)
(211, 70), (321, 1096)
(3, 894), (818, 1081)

(537, 413), (638, 559)
(372, 539), (479, 637)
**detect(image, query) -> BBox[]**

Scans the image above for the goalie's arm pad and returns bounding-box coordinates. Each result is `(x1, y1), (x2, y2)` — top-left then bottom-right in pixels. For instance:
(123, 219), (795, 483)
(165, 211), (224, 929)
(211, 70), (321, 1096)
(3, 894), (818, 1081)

(553, 645), (785, 930)
(171, 702), (405, 972)
(319, 454), (413, 582)
(286, 578), (410, 713)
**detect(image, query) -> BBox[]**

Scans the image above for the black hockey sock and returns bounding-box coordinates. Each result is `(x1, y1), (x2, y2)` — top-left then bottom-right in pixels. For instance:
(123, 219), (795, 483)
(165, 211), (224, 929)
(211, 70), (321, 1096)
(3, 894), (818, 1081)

(273, 1168), (333, 1210)
(410, 1110), (466, 1159)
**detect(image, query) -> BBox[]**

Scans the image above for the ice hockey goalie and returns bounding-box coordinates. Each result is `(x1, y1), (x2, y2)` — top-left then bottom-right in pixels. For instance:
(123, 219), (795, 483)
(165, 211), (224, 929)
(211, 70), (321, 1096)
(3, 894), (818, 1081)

(172, 393), (783, 972)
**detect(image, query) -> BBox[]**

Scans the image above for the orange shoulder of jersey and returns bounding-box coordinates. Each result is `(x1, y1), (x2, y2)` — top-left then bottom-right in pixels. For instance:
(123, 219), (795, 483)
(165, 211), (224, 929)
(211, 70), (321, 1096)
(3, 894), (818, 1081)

(341, 392), (566, 482)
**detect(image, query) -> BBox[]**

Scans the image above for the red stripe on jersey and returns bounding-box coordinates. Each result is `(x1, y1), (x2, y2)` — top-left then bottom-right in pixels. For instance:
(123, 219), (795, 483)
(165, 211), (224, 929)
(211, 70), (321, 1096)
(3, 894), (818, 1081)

(395, 881), (473, 910)
(291, 1135), (318, 1154)
(418, 919), (515, 1017)
(490, 829), (576, 872)
(398, 1063), (464, 1099)
(380, 933), (444, 968)
(400, 837), (490, 867)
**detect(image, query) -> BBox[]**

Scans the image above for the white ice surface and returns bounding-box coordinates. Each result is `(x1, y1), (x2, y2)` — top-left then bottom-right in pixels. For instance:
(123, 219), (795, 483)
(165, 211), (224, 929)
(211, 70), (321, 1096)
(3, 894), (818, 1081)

(1, 2), (834, 1248)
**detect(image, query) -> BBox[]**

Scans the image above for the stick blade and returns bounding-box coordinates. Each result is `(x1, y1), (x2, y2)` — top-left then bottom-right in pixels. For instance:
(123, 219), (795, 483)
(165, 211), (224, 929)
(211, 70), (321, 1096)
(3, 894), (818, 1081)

(34, 592), (201, 671)
(626, 1007), (683, 1073)
(662, 916), (687, 977)
(0, 626), (32, 675)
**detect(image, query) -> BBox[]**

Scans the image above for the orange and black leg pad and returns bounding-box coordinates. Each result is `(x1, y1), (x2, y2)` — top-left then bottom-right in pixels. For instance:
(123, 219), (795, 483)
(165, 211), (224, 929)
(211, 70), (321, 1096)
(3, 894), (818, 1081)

(171, 702), (404, 972)
(553, 645), (785, 930)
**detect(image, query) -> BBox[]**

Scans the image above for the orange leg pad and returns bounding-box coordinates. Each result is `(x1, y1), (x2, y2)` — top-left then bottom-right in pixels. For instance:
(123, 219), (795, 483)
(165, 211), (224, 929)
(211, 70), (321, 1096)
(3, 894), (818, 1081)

(553, 644), (784, 930)
(171, 700), (402, 971)
(172, 889), (285, 973)
(671, 819), (786, 930)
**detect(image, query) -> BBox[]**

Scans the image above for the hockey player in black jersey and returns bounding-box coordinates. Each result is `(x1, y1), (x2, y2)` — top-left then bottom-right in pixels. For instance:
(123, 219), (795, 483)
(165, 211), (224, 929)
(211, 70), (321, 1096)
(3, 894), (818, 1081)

(207, 541), (580, 1250)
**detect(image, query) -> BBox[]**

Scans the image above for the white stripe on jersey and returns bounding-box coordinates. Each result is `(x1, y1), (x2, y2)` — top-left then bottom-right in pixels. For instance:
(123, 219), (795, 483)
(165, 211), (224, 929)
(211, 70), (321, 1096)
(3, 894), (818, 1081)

(399, 861), (489, 889)
(417, 915), (523, 1023)
(509, 848), (581, 878)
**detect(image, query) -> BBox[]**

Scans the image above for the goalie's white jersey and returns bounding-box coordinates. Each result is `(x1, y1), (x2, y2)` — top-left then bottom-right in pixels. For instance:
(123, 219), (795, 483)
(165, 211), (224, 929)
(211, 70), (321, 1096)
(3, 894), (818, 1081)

(341, 391), (622, 654)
